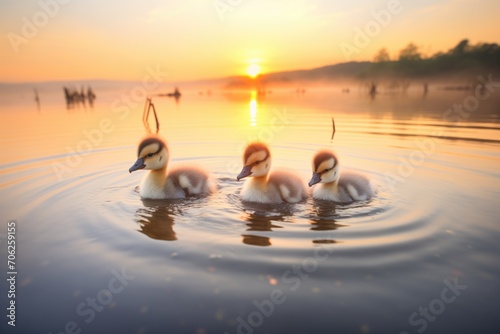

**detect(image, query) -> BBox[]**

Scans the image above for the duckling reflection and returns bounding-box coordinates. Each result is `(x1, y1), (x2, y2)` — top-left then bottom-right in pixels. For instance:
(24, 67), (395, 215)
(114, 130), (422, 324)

(309, 201), (346, 231)
(242, 235), (271, 247)
(135, 201), (176, 241)
(240, 209), (290, 247)
(309, 201), (345, 244)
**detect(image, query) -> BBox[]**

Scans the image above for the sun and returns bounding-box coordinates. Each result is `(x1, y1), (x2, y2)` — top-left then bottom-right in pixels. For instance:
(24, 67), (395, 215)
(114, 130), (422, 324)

(246, 64), (261, 78)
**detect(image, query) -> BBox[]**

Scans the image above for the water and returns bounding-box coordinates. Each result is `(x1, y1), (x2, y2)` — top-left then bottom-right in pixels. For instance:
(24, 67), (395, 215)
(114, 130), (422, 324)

(1, 83), (499, 334)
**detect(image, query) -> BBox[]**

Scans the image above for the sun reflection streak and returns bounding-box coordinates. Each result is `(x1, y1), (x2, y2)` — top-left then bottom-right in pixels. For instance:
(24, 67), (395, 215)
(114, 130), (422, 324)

(249, 91), (258, 127)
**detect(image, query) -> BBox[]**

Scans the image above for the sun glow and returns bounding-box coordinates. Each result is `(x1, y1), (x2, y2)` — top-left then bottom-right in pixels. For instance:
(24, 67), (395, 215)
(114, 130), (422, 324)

(246, 64), (261, 78)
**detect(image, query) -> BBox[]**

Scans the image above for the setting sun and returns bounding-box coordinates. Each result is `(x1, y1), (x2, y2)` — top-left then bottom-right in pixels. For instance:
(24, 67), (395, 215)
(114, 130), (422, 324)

(246, 64), (261, 78)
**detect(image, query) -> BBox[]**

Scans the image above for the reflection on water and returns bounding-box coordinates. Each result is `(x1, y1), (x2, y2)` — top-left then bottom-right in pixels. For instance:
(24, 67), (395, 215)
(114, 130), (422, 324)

(309, 201), (345, 244)
(0, 84), (499, 334)
(135, 200), (177, 241)
(249, 91), (258, 127)
(242, 211), (285, 231)
(242, 234), (271, 246)
(240, 208), (285, 247)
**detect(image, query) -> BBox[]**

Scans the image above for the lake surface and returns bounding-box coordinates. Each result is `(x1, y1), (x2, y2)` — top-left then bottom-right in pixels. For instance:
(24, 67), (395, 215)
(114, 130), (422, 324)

(0, 81), (499, 334)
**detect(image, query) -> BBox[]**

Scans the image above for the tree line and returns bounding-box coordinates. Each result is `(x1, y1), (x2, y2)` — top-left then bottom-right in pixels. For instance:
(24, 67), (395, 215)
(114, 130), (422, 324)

(362, 39), (500, 79)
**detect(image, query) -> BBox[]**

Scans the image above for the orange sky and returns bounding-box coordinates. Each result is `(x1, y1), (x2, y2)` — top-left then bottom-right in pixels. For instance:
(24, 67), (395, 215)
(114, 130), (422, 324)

(1, 0), (499, 83)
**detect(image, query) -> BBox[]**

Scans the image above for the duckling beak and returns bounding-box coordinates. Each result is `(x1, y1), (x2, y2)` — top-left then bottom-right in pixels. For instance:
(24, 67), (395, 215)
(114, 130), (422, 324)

(308, 173), (322, 187)
(129, 158), (145, 173)
(237, 165), (252, 181)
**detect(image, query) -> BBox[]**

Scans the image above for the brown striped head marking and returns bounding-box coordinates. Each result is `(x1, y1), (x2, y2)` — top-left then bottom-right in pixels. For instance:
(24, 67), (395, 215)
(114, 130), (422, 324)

(137, 136), (167, 158)
(313, 150), (338, 173)
(243, 142), (270, 165)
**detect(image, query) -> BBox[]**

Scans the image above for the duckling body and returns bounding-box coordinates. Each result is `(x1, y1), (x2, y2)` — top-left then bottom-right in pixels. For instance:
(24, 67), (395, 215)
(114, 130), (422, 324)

(129, 136), (215, 200)
(309, 150), (373, 203)
(237, 142), (307, 204)
(311, 170), (373, 202)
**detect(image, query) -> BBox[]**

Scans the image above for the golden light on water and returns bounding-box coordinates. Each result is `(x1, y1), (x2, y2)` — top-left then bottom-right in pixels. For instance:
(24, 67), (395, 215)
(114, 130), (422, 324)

(249, 91), (258, 127)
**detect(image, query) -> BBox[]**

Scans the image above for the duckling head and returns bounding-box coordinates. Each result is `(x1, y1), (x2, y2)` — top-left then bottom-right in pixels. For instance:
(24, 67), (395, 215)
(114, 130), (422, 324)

(237, 142), (271, 180)
(308, 150), (340, 187)
(129, 136), (169, 173)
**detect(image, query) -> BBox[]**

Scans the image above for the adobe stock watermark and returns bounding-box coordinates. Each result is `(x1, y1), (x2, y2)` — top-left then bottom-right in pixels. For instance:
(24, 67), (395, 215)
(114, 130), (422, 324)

(383, 133), (440, 192)
(225, 106), (296, 177)
(383, 74), (500, 191)
(51, 65), (168, 181)
(7, 0), (72, 54)
(340, 0), (410, 60)
(49, 268), (135, 334)
(223, 245), (335, 334)
(443, 74), (500, 122)
(212, 0), (244, 21)
(399, 277), (467, 334)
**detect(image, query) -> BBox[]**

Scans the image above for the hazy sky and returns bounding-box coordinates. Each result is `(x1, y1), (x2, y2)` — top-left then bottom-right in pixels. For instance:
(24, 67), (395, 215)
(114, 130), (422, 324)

(1, 0), (499, 82)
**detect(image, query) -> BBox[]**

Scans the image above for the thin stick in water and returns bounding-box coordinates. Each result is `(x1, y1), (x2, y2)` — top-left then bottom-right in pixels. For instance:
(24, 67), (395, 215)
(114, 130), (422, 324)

(150, 102), (160, 133)
(331, 117), (336, 140)
(142, 98), (160, 134)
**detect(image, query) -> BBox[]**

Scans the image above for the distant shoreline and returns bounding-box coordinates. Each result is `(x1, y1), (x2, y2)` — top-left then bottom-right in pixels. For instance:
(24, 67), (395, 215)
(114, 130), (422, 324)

(2, 40), (499, 91)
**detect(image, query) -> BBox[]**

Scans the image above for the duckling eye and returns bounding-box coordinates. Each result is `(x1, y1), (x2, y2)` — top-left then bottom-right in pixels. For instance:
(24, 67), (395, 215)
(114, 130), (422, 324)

(146, 153), (154, 158)
(323, 168), (331, 173)
(253, 160), (262, 166)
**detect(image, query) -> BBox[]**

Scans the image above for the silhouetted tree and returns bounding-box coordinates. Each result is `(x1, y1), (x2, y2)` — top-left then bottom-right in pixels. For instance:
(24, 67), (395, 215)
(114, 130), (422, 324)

(358, 39), (500, 82)
(398, 43), (422, 61)
(374, 48), (391, 62)
(452, 39), (470, 54)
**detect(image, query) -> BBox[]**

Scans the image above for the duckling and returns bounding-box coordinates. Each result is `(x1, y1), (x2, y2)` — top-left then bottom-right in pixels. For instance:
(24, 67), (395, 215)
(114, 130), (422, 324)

(308, 150), (373, 203)
(129, 136), (215, 199)
(236, 142), (307, 204)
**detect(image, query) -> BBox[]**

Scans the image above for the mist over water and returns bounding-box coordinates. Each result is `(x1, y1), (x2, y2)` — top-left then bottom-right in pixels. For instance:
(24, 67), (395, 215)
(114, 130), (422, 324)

(0, 82), (499, 334)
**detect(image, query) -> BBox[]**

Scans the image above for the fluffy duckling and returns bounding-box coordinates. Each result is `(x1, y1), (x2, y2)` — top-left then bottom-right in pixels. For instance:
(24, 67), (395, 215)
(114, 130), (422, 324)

(308, 150), (373, 203)
(129, 136), (215, 199)
(237, 142), (307, 204)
